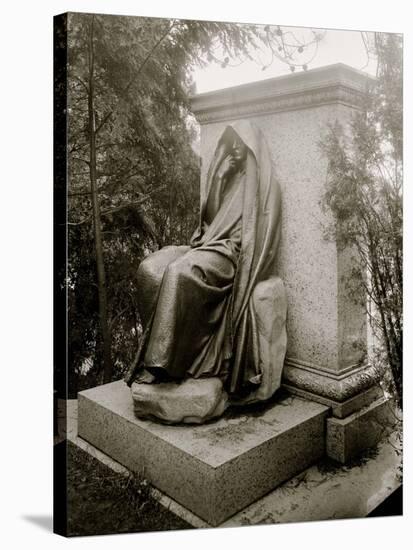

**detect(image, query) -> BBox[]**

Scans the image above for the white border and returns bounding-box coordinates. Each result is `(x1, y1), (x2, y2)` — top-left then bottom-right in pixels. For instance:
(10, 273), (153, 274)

(0, 1), (410, 549)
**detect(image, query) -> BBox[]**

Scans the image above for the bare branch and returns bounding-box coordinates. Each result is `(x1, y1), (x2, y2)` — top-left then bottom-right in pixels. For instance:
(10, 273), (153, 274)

(74, 76), (89, 94)
(68, 190), (93, 197)
(71, 156), (90, 166)
(95, 111), (113, 135)
(109, 305), (129, 330)
(67, 184), (166, 226)
(124, 20), (178, 95)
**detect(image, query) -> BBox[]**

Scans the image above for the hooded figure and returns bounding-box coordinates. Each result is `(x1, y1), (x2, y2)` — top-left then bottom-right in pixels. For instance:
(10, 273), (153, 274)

(125, 120), (282, 399)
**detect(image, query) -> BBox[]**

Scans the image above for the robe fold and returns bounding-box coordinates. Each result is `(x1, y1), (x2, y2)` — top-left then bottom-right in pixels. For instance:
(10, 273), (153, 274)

(125, 121), (282, 398)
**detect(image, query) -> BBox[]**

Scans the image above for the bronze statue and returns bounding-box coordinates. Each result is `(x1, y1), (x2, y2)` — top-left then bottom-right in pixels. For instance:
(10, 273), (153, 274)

(126, 120), (287, 423)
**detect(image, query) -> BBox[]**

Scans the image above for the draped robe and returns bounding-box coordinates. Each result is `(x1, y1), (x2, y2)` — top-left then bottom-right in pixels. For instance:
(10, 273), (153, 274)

(125, 121), (282, 398)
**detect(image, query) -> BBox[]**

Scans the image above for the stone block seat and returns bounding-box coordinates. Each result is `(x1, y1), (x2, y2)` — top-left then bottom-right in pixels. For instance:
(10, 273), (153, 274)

(78, 380), (329, 525)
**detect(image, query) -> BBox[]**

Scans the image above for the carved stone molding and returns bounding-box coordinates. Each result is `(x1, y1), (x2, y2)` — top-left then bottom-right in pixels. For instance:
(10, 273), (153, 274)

(282, 359), (382, 403)
(191, 63), (374, 124)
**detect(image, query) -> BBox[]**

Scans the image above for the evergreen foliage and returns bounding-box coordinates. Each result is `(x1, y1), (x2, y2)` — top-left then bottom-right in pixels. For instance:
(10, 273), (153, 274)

(66, 14), (262, 392)
(321, 34), (402, 406)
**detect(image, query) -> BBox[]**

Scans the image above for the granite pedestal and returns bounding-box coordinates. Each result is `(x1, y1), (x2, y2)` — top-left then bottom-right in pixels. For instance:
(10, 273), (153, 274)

(78, 380), (328, 525)
(326, 396), (397, 463)
(191, 64), (386, 462)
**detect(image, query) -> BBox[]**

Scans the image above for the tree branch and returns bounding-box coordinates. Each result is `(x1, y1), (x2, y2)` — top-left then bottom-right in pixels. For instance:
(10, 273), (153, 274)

(68, 190), (93, 197)
(74, 76), (89, 94)
(124, 20), (178, 95)
(67, 185), (166, 226)
(71, 156), (90, 166)
(95, 111), (113, 135)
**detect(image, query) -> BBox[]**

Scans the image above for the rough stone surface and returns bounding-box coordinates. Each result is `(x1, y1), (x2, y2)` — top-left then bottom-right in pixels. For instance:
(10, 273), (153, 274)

(198, 107), (366, 375)
(63, 399), (401, 528)
(78, 380), (328, 526)
(326, 397), (398, 463)
(331, 386), (383, 419)
(281, 361), (382, 403)
(283, 383), (383, 419)
(131, 377), (228, 424)
(224, 432), (401, 526)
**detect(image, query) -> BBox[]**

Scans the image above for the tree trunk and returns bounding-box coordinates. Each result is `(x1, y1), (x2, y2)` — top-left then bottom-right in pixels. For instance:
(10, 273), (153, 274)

(88, 16), (113, 383)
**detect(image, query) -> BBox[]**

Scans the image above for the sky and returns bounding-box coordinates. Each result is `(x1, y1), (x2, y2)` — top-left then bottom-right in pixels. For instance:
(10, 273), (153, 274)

(192, 26), (377, 94)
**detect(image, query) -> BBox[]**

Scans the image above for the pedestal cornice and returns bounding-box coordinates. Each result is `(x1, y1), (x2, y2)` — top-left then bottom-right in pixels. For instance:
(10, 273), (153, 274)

(191, 63), (375, 124)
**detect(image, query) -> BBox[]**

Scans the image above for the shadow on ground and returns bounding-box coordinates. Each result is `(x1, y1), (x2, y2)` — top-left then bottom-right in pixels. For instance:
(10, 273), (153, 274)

(22, 515), (53, 532)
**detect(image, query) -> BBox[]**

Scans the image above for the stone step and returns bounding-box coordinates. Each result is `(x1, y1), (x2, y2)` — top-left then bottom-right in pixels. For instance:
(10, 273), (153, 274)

(78, 380), (329, 526)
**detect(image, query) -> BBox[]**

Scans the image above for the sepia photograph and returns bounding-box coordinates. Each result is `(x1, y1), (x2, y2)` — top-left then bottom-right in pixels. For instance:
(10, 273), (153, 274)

(52, 9), (403, 537)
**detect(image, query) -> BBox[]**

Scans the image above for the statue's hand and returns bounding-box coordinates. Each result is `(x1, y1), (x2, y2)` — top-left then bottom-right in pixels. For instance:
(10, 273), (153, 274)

(216, 155), (237, 180)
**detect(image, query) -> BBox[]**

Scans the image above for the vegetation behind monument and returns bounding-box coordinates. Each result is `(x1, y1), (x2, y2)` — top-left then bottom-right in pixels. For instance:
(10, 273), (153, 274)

(64, 13), (402, 406)
(321, 34), (402, 406)
(66, 14), (269, 395)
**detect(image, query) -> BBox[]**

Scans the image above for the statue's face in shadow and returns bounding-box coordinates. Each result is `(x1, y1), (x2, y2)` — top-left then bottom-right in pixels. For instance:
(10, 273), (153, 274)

(216, 131), (248, 180)
(232, 137), (247, 162)
(228, 137), (247, 171)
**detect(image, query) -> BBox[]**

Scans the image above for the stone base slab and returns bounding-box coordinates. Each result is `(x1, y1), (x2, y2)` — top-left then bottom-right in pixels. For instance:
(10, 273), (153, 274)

(78, 380), (328, 526)
(326, 396), (398, 463)
(62, 399), (401, 529)
(283, 361), (381, 402)
(283, 384), (382, 418)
